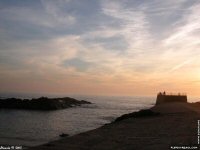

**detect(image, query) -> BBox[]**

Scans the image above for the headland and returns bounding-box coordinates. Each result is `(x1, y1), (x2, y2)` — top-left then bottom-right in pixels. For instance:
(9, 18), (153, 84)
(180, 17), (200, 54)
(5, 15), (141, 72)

(27, 93), (200, 149)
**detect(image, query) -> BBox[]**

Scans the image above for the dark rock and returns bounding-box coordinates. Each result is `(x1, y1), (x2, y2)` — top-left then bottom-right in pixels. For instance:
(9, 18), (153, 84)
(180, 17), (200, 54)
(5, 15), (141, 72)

(80, 100), (92, 104)
(114, 109), (160, 122)
(44, 143), (55, 147)
(59, 133), (69, 137)
(0, 97), (91, 110)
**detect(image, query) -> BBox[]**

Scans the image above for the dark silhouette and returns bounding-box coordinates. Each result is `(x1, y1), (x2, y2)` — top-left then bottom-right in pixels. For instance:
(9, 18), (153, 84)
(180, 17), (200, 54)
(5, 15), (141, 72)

(156, 92), (187, 105)
(0, 97), (91, 110)
(114, 109), (160, 122)
(59, 133), (69, 137)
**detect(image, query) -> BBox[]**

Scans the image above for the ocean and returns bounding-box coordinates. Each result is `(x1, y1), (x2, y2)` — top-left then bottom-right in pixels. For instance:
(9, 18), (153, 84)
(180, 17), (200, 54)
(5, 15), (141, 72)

(0, 94), (199, 148)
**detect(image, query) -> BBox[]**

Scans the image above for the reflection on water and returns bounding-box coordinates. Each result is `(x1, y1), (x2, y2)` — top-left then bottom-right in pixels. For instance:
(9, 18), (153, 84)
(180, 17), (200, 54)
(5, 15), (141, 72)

(2, 95), (198, 147)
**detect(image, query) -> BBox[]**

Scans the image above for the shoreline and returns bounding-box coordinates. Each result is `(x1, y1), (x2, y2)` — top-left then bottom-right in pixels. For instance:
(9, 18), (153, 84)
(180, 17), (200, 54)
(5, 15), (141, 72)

(0, 96), (154, 149)
(28, 102), (200, 150)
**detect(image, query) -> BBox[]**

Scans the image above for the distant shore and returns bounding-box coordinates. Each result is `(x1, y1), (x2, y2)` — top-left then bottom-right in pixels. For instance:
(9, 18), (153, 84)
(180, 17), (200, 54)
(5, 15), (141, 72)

(28, 101), (200, 150)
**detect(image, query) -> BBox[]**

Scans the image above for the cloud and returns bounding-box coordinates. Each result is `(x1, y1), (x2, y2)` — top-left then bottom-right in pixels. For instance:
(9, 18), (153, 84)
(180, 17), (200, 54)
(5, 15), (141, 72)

(41, 0), (76, 27)
(164, 3), (200, 46)
(169, 58), (194, 72)
(83, 35), (128, 51)
(0, 35), (81, 74)
(101, 0), (152, 49)
(62, 58), (93, 72)
(0, 0), (200, 95)
(1, 4), (75, 28)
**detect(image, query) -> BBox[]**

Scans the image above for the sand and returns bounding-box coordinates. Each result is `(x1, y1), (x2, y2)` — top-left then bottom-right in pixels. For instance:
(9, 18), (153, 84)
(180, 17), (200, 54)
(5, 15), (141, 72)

(28, 102), (200, 150)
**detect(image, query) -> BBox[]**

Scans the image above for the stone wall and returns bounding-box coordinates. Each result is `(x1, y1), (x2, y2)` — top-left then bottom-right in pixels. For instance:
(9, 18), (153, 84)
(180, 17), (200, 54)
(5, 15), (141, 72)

(156, 94), (187, 105)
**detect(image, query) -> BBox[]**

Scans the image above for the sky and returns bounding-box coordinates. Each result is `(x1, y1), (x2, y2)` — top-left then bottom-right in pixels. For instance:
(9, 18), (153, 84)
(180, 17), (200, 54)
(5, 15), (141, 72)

(0, 0), (200, 96)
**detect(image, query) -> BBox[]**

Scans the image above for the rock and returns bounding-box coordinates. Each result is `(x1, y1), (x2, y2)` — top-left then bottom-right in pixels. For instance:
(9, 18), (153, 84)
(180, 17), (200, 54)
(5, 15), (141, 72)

(59, 133), (69, 137)
(0, 97), (91, 110)
(44, 143), (55, 147)
(114, 109), (160, 122)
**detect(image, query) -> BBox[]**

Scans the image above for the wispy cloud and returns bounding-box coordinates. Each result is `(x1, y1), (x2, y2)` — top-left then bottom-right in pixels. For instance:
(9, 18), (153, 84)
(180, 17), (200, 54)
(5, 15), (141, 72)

(169, 58), (194, 72)
(0, 0), (200, 95)
(101, 0), (152, 49)
(164, 3), (200, 47)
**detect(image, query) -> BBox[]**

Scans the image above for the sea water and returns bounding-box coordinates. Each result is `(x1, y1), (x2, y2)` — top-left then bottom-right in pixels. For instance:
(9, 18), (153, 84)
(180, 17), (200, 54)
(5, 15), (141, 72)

(0, 94), (198, 148)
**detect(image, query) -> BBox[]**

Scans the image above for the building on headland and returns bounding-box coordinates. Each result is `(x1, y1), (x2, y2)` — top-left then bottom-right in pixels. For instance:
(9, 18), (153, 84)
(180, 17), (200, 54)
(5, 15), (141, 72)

(156, 91), (187, 105)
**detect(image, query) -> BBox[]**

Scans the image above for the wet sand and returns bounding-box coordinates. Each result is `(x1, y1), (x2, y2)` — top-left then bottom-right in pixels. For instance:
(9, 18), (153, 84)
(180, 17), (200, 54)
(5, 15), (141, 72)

(28, 102), (200, 150)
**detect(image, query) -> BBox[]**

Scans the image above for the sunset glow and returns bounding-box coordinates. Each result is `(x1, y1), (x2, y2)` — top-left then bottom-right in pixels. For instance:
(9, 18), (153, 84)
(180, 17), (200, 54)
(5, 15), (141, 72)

(0, 0), (200, 96)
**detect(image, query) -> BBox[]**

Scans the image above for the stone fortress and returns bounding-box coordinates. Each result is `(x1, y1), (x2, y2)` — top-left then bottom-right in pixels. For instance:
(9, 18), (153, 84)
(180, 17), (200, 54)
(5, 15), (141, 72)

(156, 91), (187, 105)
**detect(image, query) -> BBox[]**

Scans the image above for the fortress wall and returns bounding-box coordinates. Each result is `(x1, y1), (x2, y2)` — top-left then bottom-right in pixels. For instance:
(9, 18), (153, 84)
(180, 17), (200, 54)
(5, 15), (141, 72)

(156, 95), (187, 105)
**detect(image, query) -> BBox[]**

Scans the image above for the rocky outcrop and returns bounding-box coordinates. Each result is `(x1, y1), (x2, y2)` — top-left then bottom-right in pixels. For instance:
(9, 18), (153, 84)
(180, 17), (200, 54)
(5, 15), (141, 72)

(59, 133), (69, 137)
(0, 97), (91, 110)
(114, 109), (160, 122)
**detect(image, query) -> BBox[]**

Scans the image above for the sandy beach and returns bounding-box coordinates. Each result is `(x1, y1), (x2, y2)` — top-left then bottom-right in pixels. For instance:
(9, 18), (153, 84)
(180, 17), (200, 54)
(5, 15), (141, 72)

(28, 102), (200, 150)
